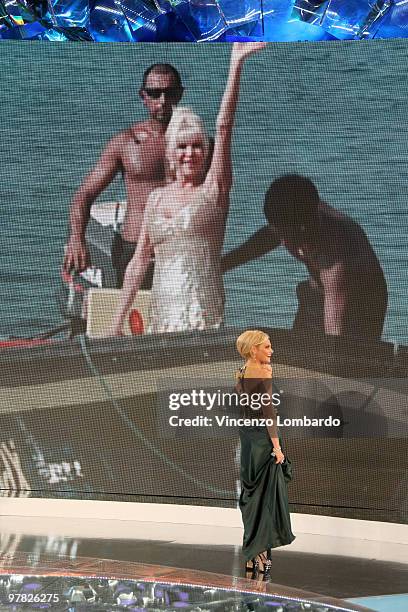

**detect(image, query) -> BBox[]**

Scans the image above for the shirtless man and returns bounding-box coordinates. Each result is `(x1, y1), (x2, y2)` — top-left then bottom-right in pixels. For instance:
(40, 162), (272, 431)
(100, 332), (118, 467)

(63, 63), (184, 287)
(222, 174), (388, 340)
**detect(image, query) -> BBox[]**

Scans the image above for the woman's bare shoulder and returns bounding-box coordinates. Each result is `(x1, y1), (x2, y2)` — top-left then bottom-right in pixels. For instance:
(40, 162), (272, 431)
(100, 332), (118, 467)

(244, 363), (272, 379)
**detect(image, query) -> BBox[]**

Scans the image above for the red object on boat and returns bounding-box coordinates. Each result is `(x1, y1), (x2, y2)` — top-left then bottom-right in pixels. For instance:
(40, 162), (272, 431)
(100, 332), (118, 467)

(129, 310), (144, 335)
(0, 338), (51, 350)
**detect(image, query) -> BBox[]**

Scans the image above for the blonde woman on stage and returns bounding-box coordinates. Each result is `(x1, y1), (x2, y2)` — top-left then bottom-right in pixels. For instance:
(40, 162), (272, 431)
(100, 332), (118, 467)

(236, 330), (295, 581)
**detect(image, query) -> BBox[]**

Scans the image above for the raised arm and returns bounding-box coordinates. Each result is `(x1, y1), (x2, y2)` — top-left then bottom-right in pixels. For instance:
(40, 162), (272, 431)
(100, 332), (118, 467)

(64, 136), (122, 273)
(222, 225), (280, 273)
(205, 43), (266, 195)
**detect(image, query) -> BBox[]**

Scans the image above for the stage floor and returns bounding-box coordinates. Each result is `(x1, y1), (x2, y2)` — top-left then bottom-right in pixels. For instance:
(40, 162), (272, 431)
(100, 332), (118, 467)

(1, 522), (407, 601)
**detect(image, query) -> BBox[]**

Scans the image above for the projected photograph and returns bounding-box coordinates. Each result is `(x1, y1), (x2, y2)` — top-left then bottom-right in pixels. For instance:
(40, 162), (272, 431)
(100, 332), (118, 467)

(1, 41), (407, 344)
(0, 41), (407, 523)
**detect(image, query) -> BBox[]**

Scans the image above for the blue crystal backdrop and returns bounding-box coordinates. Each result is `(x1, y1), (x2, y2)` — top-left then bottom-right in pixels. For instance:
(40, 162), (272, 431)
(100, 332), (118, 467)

(0, 0), (406, 41)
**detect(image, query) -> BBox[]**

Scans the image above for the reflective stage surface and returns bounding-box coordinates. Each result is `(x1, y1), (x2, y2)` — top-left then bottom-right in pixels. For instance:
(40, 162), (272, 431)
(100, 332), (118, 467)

(0, 554), (372, 612)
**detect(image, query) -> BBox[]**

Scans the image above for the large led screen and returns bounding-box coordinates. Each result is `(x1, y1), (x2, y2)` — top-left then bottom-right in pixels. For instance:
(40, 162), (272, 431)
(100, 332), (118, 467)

(0, 41), (407, 524)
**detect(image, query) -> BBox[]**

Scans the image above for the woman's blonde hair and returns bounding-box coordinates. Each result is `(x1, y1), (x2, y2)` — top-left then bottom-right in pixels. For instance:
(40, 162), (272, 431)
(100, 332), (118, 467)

(165, 106), (210, 178)
(235, 330), (270, 379)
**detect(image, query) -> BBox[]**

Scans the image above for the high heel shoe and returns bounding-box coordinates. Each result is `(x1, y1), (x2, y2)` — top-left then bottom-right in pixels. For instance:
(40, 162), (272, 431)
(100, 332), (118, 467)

(263, 549), (272, 582)
(245, 558), (260, 580)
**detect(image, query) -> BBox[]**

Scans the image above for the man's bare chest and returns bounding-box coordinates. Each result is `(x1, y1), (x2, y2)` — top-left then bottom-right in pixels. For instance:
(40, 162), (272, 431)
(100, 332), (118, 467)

(121, 135), (166, 180)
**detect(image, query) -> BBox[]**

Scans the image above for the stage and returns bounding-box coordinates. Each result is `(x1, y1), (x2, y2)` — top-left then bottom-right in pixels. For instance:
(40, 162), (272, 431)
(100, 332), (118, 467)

(1, 513), (407, 611)
(0, 551), (374, 612)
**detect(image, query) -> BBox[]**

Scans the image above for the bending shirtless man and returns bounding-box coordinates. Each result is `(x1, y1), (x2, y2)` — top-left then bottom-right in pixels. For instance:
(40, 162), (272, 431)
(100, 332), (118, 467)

(223, 174), (388, 340)
(63, 63), (184, 288)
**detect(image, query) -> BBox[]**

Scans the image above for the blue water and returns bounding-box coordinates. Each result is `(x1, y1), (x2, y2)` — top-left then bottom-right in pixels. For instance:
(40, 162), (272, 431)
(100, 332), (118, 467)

(0, 41), (407, 343)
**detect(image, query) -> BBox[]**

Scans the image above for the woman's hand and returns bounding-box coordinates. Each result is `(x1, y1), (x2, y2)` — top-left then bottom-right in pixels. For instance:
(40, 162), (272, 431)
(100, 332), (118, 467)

(273, 448), (285, 464)
(232, 42), (267, 63)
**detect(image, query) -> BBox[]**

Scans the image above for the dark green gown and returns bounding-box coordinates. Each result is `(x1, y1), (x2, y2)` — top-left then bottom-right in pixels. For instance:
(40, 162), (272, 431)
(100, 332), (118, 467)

(238, 377), (295, 561)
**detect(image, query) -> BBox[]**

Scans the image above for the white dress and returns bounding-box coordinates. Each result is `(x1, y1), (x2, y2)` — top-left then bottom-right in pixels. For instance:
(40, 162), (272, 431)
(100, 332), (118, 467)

(145, 183), (227, 333)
